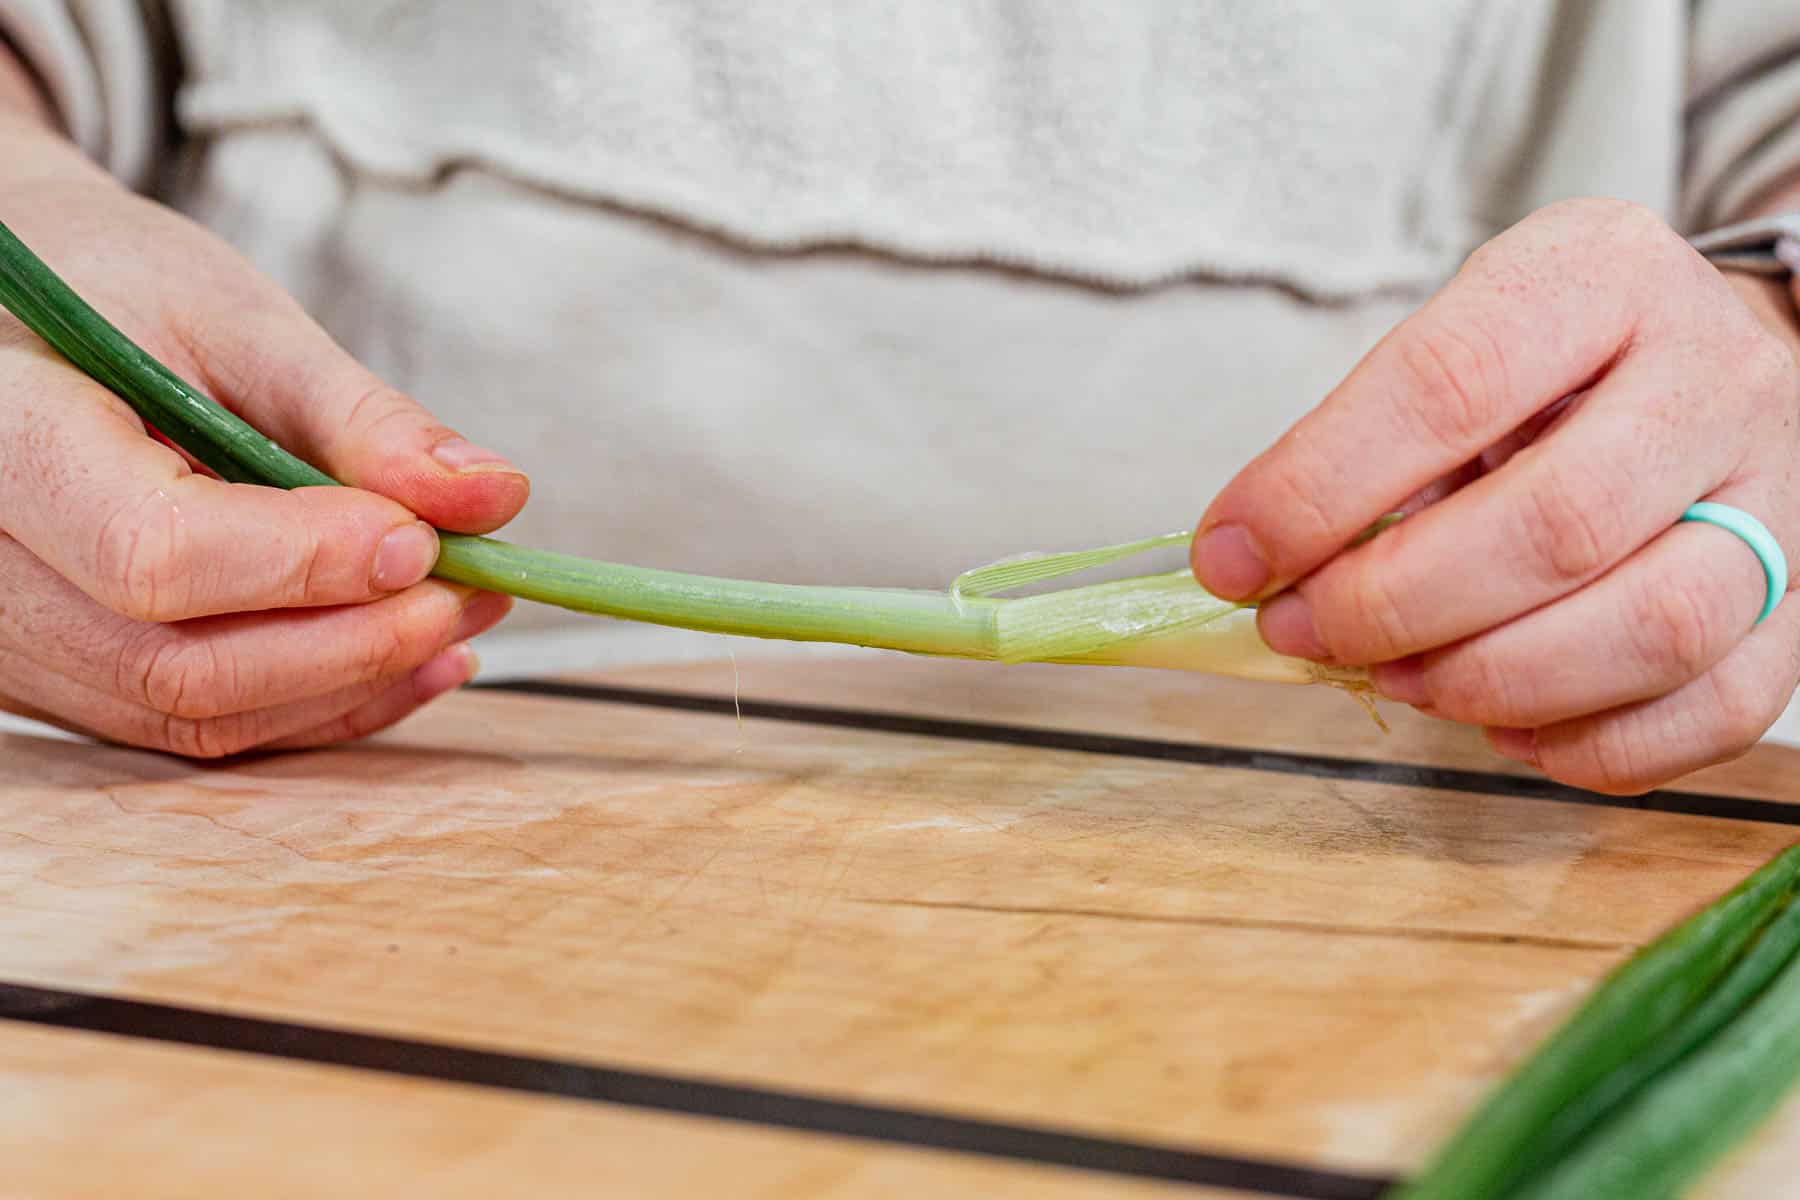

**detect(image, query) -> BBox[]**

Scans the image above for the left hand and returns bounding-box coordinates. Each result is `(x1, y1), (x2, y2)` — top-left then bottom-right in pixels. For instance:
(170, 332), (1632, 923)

(1191, 197), (1800, 795)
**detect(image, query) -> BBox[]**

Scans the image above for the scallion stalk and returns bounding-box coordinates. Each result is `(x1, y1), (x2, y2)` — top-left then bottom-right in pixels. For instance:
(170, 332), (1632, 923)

(0, 218), (1359, 687)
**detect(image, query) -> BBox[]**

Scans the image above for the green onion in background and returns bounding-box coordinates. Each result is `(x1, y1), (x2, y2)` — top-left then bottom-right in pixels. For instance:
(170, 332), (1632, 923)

(1516, 904), (1800, 1199)
(0, 218), (1366, 690)
(1391, 843), (1800, 1200)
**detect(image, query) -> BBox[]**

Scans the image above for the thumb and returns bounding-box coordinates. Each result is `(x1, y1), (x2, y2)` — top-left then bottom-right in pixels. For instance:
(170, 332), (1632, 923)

(172, 296), (530, 534)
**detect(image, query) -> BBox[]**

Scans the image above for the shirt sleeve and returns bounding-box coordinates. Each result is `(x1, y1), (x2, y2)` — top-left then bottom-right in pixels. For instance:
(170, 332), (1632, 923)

(0, 0), (167, 189)
(1684, 0), (1800, 228)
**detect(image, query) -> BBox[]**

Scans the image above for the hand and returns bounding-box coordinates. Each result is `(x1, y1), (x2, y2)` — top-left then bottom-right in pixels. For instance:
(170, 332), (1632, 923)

(1192, 197), (1800, 794)
(0, 113), (530, 757)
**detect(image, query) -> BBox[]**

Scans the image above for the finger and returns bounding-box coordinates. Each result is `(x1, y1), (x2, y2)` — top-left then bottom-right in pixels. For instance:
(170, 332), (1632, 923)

(260, 645), (479, 752)
(1258, 338), (1771, 664)
(1489, 590), (1800, 795)
(0, 691), (73, 732)
(1370, 481), (1776, 726)
(171, 297), (529, 533)
(1193, 199), (1718, 601)
(123, 591), (510, 719)
(0, 531), (510, 717)
(0, 357), (440, 620)
(0, 641), (476, 759)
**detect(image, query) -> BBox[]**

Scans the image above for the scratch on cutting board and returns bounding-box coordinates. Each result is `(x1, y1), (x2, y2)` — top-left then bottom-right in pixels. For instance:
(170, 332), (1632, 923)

(0, 756), (684, 988)
(843, 897), (1632, 951)
(879, 813), (1026, 834)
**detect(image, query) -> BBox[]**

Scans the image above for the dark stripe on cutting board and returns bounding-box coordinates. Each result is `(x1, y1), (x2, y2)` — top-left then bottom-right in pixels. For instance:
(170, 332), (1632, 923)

(476, 680), (1797, 826)
(0, 983), (1391, 1200)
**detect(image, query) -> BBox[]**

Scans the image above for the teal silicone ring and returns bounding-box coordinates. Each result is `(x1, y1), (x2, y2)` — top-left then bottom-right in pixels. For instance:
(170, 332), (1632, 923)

(1682, 501), (1789, 626)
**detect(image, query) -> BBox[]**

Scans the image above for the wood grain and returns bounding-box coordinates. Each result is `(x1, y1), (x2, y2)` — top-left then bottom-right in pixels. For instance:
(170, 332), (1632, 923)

(2, 658), (1797, 1195)
(576, 654), (1800, 801)
(0, 1021), (1227, 1199)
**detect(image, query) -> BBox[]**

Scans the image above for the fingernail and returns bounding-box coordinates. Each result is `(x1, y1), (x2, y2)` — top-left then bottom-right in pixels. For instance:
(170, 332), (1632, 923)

(1487, 727), (1539, 767)
(1371, 657), (1428, 705)
(432, 438), (520, 474)
(373, 522), (439, 591)
(451, 591), (513, 642)
(1191, 523), (1270, 600)
(413, 644), (477, 701)
(1258, 591), (1330, 660)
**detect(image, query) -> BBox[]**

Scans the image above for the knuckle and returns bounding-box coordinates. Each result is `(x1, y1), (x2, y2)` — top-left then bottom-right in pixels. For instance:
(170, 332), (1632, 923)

(1707, 666), (1782, 761)
(1550, 196), (1636, 224)
(132, 632), (234, 720)
(1575, 725), (1660, 796)
(1338, 564), (1424, 662)
(131, 633), (202, 719)
(114, 626), (161, 707)
(1260, 456), (1345, 551)
(1624, 573), (1732, 683)
(95, 488), (192, 622)
(1430, 646), (1527, 725)
(343, 381), (408, 431)
(1593, 198), (1674, 251)
(326, 709), (380, 744)
(283, 525), (335, 606)
(1525, 198), (1662, 263)
(337, 381), (436, 458)
(314, 714), (363, 746)
(1516, 461), (1628, 585)
(1563, 660), (1782, 794)
(1744, 334), (1798, 410)
(156, 712), (249, 760)
(1575, 199), (1690, 294)
(1394, 320), (1511, 453)
(358, 619), (417, 682)
(297, 695), (402, 750)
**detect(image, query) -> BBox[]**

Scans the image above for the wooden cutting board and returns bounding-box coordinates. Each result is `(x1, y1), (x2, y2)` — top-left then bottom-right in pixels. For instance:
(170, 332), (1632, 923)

(4, 654), (1799, 1199)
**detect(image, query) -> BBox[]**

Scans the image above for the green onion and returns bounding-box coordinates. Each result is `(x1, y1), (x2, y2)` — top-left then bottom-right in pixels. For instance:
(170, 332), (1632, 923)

(1519, 899), (1800, 1200)
(0, 218), (1363, 687)
(1513, 896), (1800, 1199)
(1389, 843), (1800, 1200)
(1511, 881), (1800, 1189)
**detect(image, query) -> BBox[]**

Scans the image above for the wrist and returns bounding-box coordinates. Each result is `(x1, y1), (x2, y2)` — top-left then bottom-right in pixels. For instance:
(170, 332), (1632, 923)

(1725, 272), (1800, 370)
(1709, 183), (1800, 359)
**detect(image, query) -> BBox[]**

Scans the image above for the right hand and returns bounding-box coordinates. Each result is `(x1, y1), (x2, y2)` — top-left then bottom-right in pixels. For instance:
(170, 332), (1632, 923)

(0, 109), (531, 757)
